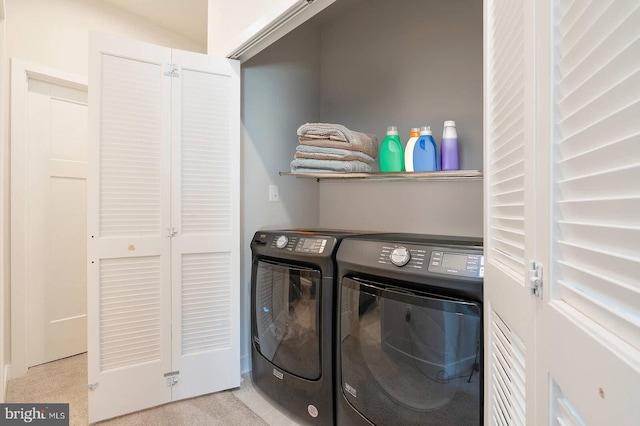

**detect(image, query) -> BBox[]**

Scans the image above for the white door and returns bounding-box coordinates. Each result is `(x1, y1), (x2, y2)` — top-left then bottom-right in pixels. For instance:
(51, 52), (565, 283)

(539, 0), (640, 423)
(87, 36), (173, 423)
(486, 0), (640, 423)
(88, 34), (240, 422)
(170, 49), (240, 401)
(483, 0), (538, 424)
(26, 78), (88, 367)
(10, 61), (88, 373)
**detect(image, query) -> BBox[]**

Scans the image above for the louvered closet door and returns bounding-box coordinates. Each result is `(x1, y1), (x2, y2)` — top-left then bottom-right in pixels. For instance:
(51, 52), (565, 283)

(87, 35), (173, 423)
(169, 49), (240, 400)
(483, 0), (538, 424)
(541, 1), (640, 423)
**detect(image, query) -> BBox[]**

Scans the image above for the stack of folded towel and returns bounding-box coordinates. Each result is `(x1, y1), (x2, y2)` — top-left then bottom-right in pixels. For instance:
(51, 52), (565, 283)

(290, 123), (378, 173)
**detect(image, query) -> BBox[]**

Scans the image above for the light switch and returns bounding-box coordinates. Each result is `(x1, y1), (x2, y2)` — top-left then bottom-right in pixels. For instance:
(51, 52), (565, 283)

(269, 185), (280, 202)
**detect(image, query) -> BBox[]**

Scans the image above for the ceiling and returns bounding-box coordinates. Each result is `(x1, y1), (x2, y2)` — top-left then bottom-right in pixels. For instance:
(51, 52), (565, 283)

(101, 0), (208, 46)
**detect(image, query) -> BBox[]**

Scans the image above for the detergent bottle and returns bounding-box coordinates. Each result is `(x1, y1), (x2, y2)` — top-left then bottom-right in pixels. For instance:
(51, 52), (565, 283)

(441, 120), (459, 170)
(379, 126), (404, 172)
(413, 126), (439, 172)
(404, 127), (421, 172)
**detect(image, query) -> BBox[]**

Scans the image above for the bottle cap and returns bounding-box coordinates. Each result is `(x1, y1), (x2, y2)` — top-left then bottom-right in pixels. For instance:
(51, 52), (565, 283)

(410, 127), (420, 133)
(387, 125), (398, 135)
(420, 126), (432, 135)
(444, 120), (456, 127)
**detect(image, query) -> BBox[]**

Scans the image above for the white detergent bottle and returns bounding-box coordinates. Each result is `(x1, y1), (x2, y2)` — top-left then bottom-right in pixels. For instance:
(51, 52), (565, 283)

(404, 127), (421, 172)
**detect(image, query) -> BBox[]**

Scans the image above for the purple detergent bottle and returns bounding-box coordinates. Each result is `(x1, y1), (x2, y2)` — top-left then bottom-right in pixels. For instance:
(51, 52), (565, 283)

(441, 120), (459, 170)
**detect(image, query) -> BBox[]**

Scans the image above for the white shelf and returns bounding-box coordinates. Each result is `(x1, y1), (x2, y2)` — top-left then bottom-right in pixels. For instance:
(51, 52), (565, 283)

(279, 170), (483, 182)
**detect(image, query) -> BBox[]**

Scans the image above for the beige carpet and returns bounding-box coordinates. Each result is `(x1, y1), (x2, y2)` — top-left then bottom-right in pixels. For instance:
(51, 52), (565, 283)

(6, 354), (268, 426)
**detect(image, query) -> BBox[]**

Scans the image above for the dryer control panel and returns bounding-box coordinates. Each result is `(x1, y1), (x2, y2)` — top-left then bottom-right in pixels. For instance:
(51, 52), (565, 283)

(377, 244), (484, 278)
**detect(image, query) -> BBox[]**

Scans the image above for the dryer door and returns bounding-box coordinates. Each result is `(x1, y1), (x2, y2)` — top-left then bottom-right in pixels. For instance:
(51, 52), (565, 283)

(339, 277), (482, 425)
(253, 259), (322, 380)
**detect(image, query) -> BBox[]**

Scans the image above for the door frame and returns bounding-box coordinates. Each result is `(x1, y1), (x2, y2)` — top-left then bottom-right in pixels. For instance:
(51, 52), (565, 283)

(10, 59), (87, 378)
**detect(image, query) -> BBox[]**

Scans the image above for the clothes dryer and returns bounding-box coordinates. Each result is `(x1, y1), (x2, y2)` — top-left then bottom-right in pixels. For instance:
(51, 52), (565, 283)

(335, 233), (484, 425)
(251, 229), (356, 425)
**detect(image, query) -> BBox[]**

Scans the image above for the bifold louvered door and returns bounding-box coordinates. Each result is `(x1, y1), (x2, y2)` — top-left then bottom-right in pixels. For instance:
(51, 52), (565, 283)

(170, 49), (240, 401)
(484, 0), (537, 424)
(487, 0), (640, 424)
(88, 34), (240, 423)
(542, 0), (640, 424)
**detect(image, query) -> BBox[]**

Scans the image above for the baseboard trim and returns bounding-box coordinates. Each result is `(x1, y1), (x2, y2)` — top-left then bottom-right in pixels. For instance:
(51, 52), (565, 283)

(240, 353), (250, 375)
(3, 364), (10, 402)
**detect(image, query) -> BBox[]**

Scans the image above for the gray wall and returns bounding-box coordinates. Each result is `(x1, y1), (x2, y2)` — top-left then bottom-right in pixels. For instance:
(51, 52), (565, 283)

(240, 0), (483, 371)
(240, 24), (322, 372)
(318, 0), (484, 167)
(316, 0), (484, 235)
(319, 180), (483, 236)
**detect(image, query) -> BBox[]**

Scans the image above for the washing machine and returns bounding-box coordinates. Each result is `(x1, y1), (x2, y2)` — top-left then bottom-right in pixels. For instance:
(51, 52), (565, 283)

(250, 229), (357, 425)
(335, 233), (484, 426)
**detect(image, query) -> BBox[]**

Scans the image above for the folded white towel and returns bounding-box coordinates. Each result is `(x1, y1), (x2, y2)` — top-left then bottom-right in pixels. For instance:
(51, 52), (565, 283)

(294, 145), (375, 164)
(297, 123), (378, 158)
(290, 158), (373, 173)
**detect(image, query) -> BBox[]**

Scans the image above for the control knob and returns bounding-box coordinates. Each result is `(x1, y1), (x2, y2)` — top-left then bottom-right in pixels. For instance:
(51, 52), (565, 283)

(275, 235), (289, 249)
(390, 246), (411, 266)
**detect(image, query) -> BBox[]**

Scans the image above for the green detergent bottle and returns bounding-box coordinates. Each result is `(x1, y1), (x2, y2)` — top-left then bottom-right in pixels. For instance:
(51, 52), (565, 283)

(379, 126), (404, 172)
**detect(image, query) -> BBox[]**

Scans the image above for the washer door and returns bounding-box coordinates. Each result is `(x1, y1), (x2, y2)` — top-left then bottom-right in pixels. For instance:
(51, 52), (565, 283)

(340, 277), (482, 425)
(253, 259), (322, 380)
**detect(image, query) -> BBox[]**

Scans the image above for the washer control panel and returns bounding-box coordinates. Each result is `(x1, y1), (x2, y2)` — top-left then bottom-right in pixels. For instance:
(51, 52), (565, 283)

(294, 237), (327, 254)
(428, 251), (484, 278)
(266, 234), (331, 253)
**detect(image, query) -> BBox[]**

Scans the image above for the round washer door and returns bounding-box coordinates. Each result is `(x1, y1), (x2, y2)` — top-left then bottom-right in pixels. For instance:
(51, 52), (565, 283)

(253, 259), (322, 380)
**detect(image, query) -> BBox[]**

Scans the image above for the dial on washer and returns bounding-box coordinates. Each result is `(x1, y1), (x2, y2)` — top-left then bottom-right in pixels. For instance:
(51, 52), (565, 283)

(276, 235), (289, 249)
(390, 246), (411, 266)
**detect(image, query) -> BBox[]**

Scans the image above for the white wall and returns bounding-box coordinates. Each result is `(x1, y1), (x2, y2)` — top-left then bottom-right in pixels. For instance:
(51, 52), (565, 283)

(0, 0), (5, 402)
(0, 0), (206, 388)
(208, 0), (297, 57)
(5, 0), (203, 76)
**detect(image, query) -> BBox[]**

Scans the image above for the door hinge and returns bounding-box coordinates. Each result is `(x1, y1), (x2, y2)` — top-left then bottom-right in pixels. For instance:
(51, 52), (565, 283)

(164, 371), (180, 387)
(529, 261), (543, 298)
(88, 382), (99, 390)
(167, 227), (178, 238)
(164, 63), (180, 78)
